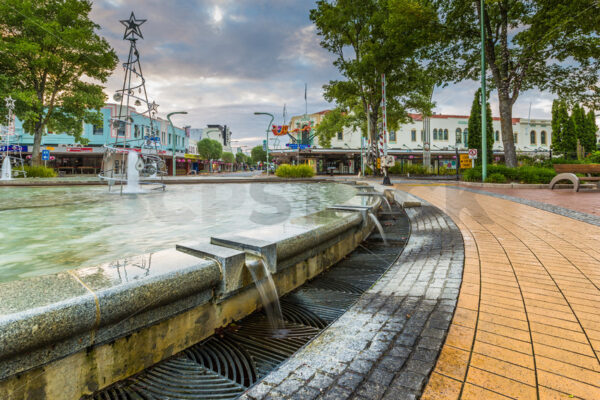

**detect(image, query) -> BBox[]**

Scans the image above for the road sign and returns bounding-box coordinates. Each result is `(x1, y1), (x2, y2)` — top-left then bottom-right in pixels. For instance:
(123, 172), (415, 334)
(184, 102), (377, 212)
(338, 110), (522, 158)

(468, 148), (478, 159)
(460, 154), (472, 169)
(262, 140), (267, 151)
(286, 143), (311, 150)
(42, 150), (50, 161)
(382, 155), (395, 167)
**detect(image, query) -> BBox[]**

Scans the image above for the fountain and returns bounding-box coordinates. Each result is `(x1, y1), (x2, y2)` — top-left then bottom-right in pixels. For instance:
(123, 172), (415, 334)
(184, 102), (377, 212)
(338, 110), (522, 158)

(121, 151), (143, 194)
(368, 211), (389, 246)
(1, 157), (11, 180)
(246, 258), (286, 336)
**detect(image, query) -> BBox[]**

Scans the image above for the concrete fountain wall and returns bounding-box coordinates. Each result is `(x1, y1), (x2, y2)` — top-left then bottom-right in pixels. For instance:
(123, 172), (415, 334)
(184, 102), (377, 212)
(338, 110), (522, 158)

(0, 184), (387, 400)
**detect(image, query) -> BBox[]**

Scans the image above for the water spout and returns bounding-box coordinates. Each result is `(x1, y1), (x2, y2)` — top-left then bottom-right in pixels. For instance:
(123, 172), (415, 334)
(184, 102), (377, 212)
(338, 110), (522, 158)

(1, 157), (12, 181)
(246, 257), (286, 335)
(368, 211), (388, 246)
(122, 151), (143, 194)
(381, 196), (392, 212)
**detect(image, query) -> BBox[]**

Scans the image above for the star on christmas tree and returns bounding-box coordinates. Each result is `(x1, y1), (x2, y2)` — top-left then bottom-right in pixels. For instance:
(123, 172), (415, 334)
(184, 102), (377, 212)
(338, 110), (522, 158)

(120, 12), (146, 40)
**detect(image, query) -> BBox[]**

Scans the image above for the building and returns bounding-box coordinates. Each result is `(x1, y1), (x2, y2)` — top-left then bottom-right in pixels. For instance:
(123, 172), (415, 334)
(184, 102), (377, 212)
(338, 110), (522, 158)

(272, 112), (556, 175)
(5, 103), (189, 174)
(204, 125), (233, 153)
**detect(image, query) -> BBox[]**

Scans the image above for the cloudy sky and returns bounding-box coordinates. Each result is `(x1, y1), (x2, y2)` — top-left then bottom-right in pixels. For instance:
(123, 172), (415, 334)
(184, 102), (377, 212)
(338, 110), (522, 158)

(91, 0), (556, 149)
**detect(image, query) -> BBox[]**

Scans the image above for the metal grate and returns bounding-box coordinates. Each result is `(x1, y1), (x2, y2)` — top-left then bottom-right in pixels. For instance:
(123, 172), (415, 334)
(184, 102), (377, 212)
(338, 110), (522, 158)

(91, 205), (409, 400)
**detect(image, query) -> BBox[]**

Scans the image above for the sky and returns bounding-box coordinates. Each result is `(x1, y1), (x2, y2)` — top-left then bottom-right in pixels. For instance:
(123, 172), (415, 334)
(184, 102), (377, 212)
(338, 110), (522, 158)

(91, 0), (557, 150)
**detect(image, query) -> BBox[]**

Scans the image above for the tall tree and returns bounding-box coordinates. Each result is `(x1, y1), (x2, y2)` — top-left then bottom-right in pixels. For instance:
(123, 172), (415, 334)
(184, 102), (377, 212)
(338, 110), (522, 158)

(467, 89), (494, 165)
(235, 152), (248, 164)
(314, 109), (346, 148)
(571, 104), (592, 154)
(0, 0), (118, 165)
(584, 110), (598, 153)
(197, 138), (222, 161)
(310, 0), (441, 167)
(438, 0), (600, 167)
(551, 100), (577, 157)
(221, 152), (235, 164)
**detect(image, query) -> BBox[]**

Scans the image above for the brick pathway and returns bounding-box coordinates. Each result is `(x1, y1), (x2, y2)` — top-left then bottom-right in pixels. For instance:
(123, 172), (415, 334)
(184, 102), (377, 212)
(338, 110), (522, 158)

(241, 198), (464, 399)
(397, 184), (600, 400)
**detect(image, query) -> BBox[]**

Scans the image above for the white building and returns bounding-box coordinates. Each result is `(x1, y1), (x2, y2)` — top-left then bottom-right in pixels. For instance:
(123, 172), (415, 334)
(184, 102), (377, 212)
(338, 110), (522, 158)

(317, 113), (553, 152)
(204, 124), (233, 153)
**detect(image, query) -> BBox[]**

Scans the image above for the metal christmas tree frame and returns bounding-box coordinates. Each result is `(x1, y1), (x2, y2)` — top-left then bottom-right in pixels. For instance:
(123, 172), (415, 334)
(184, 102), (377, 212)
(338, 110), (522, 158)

(1, 96), (27, 178)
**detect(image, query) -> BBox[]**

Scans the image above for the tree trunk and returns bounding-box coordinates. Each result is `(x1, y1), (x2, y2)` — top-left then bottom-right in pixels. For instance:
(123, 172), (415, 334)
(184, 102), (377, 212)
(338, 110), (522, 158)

(498, 95), (517, 167)
(31, 126), (44, 167)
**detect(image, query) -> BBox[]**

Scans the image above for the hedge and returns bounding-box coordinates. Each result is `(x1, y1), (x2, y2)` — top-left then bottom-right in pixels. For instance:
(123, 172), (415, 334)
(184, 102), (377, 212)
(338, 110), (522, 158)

(275, 164), (315, 178)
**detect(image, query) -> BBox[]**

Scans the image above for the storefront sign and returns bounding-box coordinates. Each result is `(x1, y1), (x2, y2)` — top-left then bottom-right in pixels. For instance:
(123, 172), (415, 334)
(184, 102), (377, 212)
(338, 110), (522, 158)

(286, 143), (311, 150)
(66, 147), (93, 152)
(0, 145), (27, 152)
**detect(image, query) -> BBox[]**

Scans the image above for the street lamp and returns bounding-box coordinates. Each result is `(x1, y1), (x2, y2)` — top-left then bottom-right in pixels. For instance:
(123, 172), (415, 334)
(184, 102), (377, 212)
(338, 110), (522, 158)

(254, 112), (274, 176)
(167, 111), (188, 177)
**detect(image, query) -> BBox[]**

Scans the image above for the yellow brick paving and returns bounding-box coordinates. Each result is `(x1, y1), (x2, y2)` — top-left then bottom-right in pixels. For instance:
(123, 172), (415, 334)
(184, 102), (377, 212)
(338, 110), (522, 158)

(395, 185), (600, 400)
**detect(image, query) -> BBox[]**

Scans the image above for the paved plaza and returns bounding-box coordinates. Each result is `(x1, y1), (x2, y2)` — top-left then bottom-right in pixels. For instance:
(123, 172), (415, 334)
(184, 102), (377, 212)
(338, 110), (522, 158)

(399, 185), (600, 399)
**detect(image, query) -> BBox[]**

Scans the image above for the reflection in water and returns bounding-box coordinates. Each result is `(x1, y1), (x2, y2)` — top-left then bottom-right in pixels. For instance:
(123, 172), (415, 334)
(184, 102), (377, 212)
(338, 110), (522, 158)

(0, 183), (355, 282)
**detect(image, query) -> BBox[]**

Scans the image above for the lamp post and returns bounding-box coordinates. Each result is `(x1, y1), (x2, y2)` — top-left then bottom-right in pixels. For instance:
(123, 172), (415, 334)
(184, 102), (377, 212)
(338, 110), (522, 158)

(480, 0), (488, 181)
(167, 111), (188, 177)
(254, 112), (274, 176)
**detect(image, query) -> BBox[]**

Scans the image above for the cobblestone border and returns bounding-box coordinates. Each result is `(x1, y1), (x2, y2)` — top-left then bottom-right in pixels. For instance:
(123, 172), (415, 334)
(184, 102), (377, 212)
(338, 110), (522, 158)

(240, 194), (465, 400)
(448, 186), (600, 227)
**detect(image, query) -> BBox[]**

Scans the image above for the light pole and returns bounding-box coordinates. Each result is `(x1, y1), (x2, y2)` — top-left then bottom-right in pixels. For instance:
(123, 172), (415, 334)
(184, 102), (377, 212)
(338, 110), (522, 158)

(254, 112), (274, 175)
(480, 0), (488, 181)
(167, 111), (188, 177)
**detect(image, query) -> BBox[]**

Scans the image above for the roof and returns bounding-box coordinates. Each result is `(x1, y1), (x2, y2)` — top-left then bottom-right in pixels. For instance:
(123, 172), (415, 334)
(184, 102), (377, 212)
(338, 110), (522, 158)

(408, 113), (521, 124)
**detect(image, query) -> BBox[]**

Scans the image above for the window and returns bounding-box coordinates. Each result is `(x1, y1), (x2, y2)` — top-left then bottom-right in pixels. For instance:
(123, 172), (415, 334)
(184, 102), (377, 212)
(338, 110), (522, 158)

(93, 124), (103, 136)
(495, 130), (500, 141)
(541, 131), (547, 145)
(134, 125), (140, 139)
(337, 131), (343, 140)
(514, 133), (518, 143)
(410, 130), (416, 142)
(530, 130), (536, 145)
(162, 131), (166, 144)
(456, 128), (462, 144)
(443, 129), (449, 140)
(168, 134), (172, 145)
(433, 128), (438, 140)
(390, 131), (397, 142)
(420, 130), (425, 142)
(463, 128), (468, 146)
(117, 121), (126, 137)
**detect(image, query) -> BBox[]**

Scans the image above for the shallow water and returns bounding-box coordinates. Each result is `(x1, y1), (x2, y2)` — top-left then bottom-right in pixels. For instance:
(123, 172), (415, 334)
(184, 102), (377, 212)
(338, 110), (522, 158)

(0, 183), (355, 282)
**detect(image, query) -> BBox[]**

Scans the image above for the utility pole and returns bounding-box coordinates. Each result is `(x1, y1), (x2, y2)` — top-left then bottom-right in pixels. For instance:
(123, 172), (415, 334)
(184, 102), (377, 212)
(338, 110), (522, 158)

(480, 0), (488, 181)
(381, 74), (391, 185)
(254, 112), (274, 175)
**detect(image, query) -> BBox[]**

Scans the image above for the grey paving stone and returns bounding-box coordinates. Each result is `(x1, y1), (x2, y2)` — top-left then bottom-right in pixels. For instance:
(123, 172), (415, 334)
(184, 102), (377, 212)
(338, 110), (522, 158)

(368, 366), (395, 386)
(307, 373), (335, 390)
(349, 358), (375, 375)
(276, 378), (304, 396)
(290, 386), (321, 400)
(391, 370), (427, 391)
(337, 371), (365, 390)
(321, 386), (352, 400)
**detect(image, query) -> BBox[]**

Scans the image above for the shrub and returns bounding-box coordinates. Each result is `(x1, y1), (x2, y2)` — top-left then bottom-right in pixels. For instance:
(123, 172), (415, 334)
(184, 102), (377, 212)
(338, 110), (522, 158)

(585, 151), (600, 164)
(275, 164), (314, 178)
(462, 168), (482, 182)
(485, 173), (507, 183)
(388, 162), (403, 174)
(15, 165), (58, 178)
(516, 166), (556, 184)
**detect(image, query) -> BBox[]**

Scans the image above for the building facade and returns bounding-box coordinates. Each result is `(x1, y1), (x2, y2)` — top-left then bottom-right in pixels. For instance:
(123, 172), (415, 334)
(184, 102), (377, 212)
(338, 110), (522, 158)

(204, 125), (233, 153)
(273, 112), (557, 175)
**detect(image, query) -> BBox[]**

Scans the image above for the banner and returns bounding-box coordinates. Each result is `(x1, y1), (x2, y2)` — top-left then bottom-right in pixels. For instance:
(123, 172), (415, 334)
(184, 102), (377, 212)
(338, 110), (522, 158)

(271, 125), (289, 136)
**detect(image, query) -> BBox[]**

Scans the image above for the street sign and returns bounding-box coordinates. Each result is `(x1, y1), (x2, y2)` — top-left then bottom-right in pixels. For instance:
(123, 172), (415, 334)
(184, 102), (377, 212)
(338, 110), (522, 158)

(460, 154), (472, 169)
(382, 155), (395, 167)
(262, 140), (267, 151)
(468, 148), (478, 159)
(286, 143), (311, 150)
(42, 150), (50, 161)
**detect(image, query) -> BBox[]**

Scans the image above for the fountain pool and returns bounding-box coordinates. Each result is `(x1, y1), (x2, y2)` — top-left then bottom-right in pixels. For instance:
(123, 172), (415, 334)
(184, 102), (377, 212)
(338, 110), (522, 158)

(0, 182), (356, 282)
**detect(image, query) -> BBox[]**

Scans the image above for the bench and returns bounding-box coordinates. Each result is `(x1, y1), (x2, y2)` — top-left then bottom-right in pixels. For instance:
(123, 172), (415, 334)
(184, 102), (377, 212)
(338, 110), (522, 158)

(550, 164), (600, 192)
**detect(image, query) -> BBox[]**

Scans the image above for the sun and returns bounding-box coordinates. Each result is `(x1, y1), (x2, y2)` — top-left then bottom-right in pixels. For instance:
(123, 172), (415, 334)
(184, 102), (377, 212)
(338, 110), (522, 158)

(213, 6), (223, 23)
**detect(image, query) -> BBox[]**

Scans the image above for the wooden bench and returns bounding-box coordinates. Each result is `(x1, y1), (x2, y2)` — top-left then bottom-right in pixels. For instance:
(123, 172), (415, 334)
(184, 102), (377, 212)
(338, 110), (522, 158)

(550, 164), (600, 192)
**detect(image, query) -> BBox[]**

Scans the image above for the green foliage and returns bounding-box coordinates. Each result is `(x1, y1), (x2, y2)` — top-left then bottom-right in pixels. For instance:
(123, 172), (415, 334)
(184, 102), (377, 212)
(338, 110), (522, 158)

(438, 0), (600, 167)
(309, 0), (441, 150)
(221, 152), (235, 163)
(364, 165), (374, 175)
(584, 110), (599, 154)
(585, 151), (600, 164)
(250, 146), (267, 164)
(467, 89), (494, 165)
(314, 109), (347, 148)
(485, 173), (507, 184)
(235, 152), (248, 164)
(275, 164), (315, 178)
(197, 138), (223, 161)
(551, 100), (578, 157)
(15, 165), (57, 178)
(0, 0), (118, 165)
(462, 165), (555, 184)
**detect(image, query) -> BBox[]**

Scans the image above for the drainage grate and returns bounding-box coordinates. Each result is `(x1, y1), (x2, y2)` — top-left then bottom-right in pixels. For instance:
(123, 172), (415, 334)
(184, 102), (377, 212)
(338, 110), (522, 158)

(91, 206), (409, 400)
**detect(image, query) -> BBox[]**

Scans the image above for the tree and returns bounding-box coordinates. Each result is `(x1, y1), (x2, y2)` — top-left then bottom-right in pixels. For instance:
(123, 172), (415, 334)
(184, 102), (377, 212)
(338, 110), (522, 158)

(467, 89), (494, 165)
(310, 0), (441, 168)
(0, 0), (118, 165)
(221, 152), (235, 163)
(314, 109), (346, 148)
(251, 145), (267, 164)
(197, 138), (222, 161)
(235, 152), (248, 164)
(438, 0), (600, 167)
(551, 100), (577, 157)
(584, 110), (598, 153)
